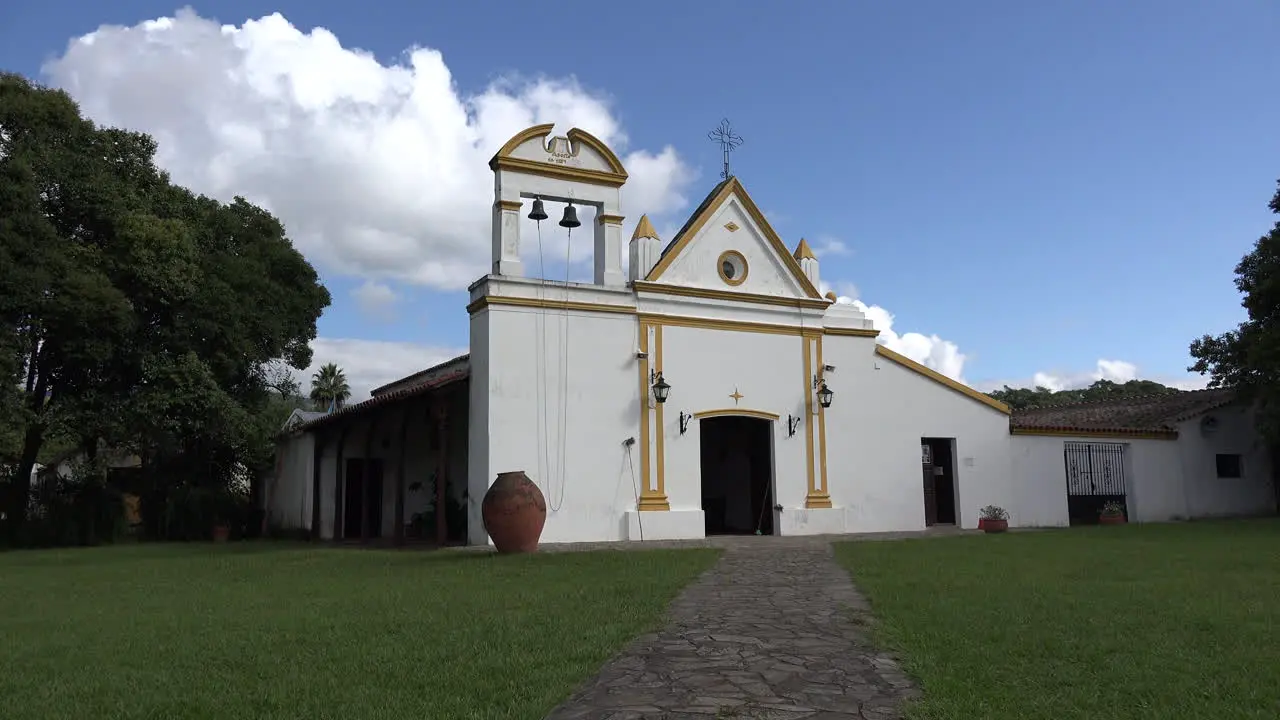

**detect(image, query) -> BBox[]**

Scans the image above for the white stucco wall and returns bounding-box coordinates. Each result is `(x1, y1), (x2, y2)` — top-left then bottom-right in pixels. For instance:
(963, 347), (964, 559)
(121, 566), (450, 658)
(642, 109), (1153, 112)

(1175, 404), (1275, 519)
(656, 324), (807, 530)
(822, 337), (1015, 532)
(1123, 439), (1186, 522)
(1009, 402), (1276, 524)
(266, 434), (314, 531)
(468, 277), (642, 544)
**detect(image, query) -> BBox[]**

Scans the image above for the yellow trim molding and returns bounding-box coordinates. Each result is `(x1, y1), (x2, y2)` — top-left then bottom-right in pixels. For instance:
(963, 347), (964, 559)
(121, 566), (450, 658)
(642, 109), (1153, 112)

(644, 177), (823, 299)
(804, 335), (831, 508)
(598, 214), (625, 226)
(655, 324), (667, 501)
(823, 326), (881, 338)
(495, 200), (523, 211)
(817, 335), (829, 499)
(637, 312), (823, 338)
(490, 156), (627, 188)
(874, 345), (1011, 415)
(564, 127), (629, 175)
(468, 296), (636, 316)
(489, 124), (629, 187)
(1010, 427), (1178, 441)
(632, 281), (830, 310)
(716, 250), (749, 287)
(471, 296), (837, 340)
(636, 321), (669, 510)
(693, 408), (781, 421)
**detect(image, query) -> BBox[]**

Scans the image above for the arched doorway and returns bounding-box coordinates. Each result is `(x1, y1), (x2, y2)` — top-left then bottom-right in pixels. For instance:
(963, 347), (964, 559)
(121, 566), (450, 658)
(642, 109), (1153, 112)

(699, 415), (775, 536)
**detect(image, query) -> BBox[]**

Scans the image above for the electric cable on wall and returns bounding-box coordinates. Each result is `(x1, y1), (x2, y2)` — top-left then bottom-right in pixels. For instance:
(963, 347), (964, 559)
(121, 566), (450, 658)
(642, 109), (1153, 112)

(534, 219), (553, 507)
(549, 222), (573, 512)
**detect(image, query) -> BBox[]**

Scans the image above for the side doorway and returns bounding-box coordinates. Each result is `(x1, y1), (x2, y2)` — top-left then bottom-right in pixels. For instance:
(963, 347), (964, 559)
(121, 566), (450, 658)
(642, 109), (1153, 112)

(343, 457), (385, 540)
(1063, 441), (1128, 525)
(921, 437), (958, 526)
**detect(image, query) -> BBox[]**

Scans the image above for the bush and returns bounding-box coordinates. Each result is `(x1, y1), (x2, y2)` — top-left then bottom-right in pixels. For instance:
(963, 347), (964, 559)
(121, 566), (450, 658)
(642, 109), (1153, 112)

(23, 474), (128, 548)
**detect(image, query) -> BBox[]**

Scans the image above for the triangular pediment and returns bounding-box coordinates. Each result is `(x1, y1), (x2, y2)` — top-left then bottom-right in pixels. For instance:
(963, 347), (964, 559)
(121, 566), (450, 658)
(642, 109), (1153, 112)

(643, 178), (821, 299)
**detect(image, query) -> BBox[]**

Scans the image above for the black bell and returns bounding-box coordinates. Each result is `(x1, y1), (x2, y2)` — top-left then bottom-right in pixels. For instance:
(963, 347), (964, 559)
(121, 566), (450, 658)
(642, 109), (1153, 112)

(527, 198), (548, 222)
(559, 203), (581, 229)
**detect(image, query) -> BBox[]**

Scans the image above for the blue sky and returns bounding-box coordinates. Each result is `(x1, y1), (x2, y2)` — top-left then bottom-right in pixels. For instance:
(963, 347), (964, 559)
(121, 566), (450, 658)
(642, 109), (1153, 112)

(3, 1), (1278, 394)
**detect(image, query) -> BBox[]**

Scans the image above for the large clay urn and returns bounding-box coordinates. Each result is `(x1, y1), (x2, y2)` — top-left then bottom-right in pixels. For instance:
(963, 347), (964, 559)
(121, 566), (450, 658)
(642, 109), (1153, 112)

(481, 471), (547, 553)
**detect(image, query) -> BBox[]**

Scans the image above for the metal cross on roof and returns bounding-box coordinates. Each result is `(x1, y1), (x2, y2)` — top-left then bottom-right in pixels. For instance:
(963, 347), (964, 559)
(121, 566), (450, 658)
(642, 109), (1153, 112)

(707, 118), (744, 180)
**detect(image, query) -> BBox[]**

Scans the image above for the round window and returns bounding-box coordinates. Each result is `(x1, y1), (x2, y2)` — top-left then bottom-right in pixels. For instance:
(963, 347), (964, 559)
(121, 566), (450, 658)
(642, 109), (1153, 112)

(717, 250), (748, 286)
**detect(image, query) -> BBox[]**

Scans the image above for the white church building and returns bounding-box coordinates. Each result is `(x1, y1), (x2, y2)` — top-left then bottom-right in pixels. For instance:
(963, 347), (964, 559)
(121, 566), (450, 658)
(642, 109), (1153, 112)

(268, 124), (1277, 546)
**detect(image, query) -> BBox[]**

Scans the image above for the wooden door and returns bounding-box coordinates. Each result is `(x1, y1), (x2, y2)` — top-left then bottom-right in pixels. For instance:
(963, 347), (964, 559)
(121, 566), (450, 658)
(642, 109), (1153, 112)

(922, 443), (938, 526)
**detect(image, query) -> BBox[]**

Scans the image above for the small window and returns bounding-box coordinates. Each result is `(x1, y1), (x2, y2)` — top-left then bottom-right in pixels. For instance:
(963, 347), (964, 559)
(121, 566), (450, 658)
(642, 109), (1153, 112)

(1216, 454), (1243, 479)
(716, 250), (748, 286)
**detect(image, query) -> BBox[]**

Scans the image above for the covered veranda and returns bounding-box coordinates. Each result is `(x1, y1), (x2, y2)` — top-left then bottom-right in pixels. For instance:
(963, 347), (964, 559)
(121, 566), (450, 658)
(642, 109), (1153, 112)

(269, 358), (470, 546)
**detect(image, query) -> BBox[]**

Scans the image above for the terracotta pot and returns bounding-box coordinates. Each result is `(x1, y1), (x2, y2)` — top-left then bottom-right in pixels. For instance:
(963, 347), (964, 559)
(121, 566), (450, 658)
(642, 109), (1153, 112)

(482, 471), (547, 553)
(982, 519), (1008, 534)
(1099, 513), (1127, 525)
(977, 518), (987, 531)
(212, 524), (230, 543)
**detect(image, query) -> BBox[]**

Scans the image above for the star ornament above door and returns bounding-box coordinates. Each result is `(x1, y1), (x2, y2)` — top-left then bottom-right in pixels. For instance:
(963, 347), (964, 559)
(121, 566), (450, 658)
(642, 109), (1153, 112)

(730, 387), (744, 405)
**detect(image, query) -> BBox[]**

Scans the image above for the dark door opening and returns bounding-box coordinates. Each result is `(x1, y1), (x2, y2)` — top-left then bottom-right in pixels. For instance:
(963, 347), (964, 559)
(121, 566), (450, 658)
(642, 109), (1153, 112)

(344, 457), (385, 540)
(921, 438), (957, 526)
(700, 416), (775, 536)
(1064, 441), (1127, 525)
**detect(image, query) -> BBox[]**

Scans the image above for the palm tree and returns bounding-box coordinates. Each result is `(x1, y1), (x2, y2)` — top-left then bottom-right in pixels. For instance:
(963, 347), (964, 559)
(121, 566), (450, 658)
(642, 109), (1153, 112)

(310, 363), (351, 412)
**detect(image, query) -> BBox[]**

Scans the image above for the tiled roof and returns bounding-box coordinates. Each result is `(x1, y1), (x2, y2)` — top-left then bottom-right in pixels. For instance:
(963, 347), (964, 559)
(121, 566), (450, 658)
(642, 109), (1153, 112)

(1011, 388), (1237, 435)
(293, 357), (471, 433)
(369, 354), (470, 396)
(653, 178), (730, 264)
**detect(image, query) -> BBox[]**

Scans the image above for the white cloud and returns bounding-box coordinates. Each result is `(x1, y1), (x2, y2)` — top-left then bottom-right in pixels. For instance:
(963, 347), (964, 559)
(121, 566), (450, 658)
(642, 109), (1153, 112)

(817, 279), (1207, 394)
(43, 9), (696, 290)
(1031, 359), (1138, 392)
(303, 338), (466, 400)
(981, 361), (1211, 394)
(351, 280), (398, 320)
(812, 235), (849, 256)
(820, 280), (968, 382)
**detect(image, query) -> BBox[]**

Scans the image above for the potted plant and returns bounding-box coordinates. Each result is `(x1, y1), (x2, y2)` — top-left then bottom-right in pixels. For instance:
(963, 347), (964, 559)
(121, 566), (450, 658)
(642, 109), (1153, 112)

(979, 505), (1009, 534)
(1099, 500), (1127, 525)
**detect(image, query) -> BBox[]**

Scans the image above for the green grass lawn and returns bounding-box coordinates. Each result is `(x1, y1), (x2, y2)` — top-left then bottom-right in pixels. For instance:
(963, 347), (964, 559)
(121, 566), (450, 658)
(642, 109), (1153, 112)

(0, 542), (719, 720)
(835, 519), (1280, 719)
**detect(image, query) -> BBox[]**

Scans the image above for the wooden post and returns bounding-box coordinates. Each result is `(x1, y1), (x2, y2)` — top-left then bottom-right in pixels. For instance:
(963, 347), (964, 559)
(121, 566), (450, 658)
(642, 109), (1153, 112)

(310, 433), (324, 540)
(361, 417), (379, 542)
(333, 428), (348, 541)
(434, 397), (449, 547)
(394, 406), (410, 546)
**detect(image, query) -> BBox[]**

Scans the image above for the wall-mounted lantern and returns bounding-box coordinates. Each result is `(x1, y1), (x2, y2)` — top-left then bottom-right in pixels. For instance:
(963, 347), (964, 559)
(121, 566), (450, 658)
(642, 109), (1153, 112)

(650, 370), (671, 404)
(679, 411), (691, 435)
(817, 381), (834, 409)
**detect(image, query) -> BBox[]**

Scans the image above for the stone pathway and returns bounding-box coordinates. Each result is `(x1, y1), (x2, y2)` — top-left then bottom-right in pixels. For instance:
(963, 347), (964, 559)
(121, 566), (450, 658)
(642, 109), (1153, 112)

(543, 537), (921, 719)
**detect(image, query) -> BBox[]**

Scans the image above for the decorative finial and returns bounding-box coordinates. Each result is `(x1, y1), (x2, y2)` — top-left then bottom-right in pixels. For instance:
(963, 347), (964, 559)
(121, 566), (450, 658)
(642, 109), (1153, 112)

(632, 214), (660, 242)
(793, 238), (816, 261)
(707, 118), (744, 180)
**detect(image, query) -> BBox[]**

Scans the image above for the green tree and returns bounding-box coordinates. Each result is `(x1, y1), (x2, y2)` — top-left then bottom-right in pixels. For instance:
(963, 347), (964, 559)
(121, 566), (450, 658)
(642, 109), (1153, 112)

(988, 379), (1179, 411)
(309, 363), (351, 411)
(0, 73), (331, 543)
(1189, 179), (1280, 442)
